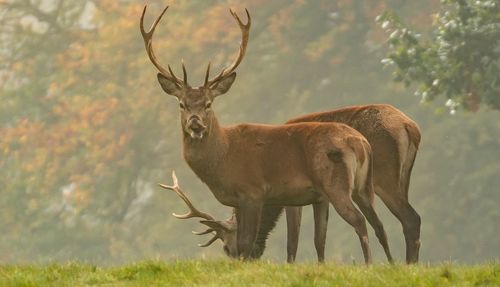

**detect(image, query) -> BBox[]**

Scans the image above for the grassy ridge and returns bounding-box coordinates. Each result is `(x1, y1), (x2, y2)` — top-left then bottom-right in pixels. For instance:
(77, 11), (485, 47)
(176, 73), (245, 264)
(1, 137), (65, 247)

(0, 260), (498, 287)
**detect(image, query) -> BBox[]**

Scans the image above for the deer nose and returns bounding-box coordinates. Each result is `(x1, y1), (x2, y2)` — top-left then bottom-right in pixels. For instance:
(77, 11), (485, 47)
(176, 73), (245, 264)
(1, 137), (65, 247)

(188, 116), (205, 131)
(188, 115), (202, 123)
(190, 121), (202, 131)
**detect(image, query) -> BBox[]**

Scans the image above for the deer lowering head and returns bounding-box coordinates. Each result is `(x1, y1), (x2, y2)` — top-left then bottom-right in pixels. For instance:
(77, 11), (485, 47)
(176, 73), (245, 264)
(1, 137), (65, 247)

(140, 5), (250, 140)
(158, 171), (238, 257)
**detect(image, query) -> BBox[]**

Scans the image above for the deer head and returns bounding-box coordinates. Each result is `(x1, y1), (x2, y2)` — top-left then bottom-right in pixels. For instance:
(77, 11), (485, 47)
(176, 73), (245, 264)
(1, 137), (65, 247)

(158, 171), (238, 257)
(140, 5), (250, 140)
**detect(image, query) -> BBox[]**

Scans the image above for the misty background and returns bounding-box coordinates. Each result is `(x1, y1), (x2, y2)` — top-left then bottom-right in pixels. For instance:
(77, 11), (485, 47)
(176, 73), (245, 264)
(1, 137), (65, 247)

(0, 0), (498, 264)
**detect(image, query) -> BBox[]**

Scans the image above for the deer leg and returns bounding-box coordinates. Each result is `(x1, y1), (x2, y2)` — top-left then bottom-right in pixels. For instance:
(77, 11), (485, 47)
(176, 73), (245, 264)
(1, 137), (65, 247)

(376, 187), (421, 264)
(328, 194), (371, 264)
(352, 193), (393, 263)
(236, 201), (263, 260)
(319, 174), (372, 264)
(312, 200), (329, 263)
(316, 154), (372, 264)
(285, 206), (302, 263)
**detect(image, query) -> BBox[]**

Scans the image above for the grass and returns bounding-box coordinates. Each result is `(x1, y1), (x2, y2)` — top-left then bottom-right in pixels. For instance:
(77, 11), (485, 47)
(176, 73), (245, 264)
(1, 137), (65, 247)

(0, 260), (498, 287)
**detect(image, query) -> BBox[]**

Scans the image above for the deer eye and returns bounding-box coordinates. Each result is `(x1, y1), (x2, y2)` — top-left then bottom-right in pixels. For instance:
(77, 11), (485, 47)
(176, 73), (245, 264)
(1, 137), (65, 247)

(205, 102), (212, 110)
(179, 102), (186, 110)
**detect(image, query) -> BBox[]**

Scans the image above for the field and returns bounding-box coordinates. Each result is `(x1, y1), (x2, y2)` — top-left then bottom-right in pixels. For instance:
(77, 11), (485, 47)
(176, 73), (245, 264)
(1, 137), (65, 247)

(0, 260), (498, 287)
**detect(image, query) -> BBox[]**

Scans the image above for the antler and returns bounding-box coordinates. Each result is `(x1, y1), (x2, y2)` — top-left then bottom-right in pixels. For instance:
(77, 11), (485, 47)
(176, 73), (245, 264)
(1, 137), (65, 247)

(197, 231), (220, 248)
(204, 8), (251, 88)
(158, 171), (215, 220)
(140, 5), (188, 87)
(158, 171), (222, 247)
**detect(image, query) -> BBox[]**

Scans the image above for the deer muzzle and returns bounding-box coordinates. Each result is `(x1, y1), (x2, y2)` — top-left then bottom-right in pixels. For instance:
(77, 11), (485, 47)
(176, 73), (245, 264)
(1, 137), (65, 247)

(187, 116), (207, 139)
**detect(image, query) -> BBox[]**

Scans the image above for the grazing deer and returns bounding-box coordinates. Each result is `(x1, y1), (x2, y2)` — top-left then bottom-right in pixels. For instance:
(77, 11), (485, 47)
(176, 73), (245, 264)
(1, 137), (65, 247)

(159, 171), (308, 260)
(159, 172), (239, 256)
(141, 5), (393, 263)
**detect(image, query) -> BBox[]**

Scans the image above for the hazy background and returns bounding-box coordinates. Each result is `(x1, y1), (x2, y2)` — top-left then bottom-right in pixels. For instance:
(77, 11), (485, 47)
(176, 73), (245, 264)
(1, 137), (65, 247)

(0, 0), (498, 265)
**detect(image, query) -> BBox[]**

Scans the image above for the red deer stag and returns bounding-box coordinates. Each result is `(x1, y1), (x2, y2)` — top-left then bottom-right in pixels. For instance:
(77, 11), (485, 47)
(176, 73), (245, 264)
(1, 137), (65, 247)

(159, 171), (309, 260)
(141, 5), (392, 263)
(159, 171), (239, 256)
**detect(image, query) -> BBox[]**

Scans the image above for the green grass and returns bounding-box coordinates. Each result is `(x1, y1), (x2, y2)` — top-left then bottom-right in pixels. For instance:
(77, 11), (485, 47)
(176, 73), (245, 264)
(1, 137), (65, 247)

(0, 260), (498, 287)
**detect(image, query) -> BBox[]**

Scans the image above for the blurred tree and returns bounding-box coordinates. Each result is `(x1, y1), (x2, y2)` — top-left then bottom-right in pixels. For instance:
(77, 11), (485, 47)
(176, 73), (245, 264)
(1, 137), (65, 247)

(377, 0), (499, 113)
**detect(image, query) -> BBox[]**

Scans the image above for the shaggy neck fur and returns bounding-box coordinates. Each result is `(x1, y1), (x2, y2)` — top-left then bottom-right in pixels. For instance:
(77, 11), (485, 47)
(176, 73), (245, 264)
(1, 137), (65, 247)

(182, 115), (228, 186)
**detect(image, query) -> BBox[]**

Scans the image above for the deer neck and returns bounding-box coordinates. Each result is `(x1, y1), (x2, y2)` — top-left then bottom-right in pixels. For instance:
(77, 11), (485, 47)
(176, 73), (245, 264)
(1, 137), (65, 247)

(182, 116), (228, 181)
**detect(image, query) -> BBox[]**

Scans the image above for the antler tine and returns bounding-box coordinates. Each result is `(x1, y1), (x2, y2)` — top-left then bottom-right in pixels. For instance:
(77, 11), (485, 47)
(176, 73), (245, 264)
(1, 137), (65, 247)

(181, 59), (188, 85)
(231, 8), (251, 28)
(198, 234), (220, 247)
(205, 8), (251, 88)
(158, 171), (215, 221)
(192, 228), (214, 235)
(140, 5), (185, 87)
(203, 62), (211, 87)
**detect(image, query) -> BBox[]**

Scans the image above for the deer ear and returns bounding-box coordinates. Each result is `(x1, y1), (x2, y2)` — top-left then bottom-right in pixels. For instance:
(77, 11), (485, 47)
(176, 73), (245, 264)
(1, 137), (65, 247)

(210, 72), (237, 97)
(157, 73), (181, 96)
